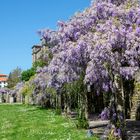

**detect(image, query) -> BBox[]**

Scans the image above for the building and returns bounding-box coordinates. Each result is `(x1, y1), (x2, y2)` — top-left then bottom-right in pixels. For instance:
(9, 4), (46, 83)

(32, 39), (48, 63)
(32, 45), (42, 63)
(0, 74), (8, 88)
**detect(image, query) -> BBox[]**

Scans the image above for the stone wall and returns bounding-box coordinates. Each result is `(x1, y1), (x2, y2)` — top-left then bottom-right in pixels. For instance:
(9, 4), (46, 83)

(32, 45), (42, 63)
(32, 44), (47, 63)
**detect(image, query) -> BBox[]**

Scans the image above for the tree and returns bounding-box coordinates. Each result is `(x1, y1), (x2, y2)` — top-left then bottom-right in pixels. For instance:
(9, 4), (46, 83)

(21, 60), (47, 82)
(21, 68), (35, 81)
(7, 67), (22, 88)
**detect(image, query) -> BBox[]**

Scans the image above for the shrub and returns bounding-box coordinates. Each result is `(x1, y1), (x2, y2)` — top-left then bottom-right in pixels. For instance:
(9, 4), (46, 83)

(76, 116), (88, 129)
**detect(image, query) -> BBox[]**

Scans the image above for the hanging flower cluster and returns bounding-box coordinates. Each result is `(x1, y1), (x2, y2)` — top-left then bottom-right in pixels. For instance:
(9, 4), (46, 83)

(9, 82), (24, 97)
(0, 88), (9, 94)
(38, 0), (140, 94)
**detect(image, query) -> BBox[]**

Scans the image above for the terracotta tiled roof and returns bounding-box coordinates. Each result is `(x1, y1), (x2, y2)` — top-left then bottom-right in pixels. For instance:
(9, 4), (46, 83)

(0, 77), (7, 82)
(0, 74), (7, 77)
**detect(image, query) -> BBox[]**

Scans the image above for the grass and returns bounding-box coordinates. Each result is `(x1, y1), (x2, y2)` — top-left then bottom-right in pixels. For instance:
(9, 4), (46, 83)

(0, 104), (99, 140)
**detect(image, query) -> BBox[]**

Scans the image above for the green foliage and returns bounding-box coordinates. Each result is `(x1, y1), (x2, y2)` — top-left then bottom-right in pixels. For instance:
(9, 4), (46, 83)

(46, 87), (57, 96)
(7, 67), (22, 88)
(20, 82), (32, 96)
(21, 68), (35, 81)
(55, 108), (62, 115)
(135, 82), (140, 90)
(33, 60), (47, 69)
(76, 116), (89, 129)
(20, 80), (34, 104)
(62, 73), (86, 96)
(21, 60), (47, 82)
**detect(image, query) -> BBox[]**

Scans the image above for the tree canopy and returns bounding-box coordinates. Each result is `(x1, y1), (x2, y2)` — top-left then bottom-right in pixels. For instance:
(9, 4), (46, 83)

(7, 67), (22, 88)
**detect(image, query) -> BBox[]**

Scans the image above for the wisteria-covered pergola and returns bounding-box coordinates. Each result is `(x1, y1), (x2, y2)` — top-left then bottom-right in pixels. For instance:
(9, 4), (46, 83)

(6, 0), (140, 139)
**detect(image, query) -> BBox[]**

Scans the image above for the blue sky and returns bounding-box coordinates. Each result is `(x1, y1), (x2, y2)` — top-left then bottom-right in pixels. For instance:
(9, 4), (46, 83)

(0, 0), (91, 75)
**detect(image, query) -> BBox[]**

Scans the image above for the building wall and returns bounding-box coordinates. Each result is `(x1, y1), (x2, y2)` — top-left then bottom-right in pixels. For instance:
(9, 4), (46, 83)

(32, 44), (48, 63)
(32, 45), (42, 63)
(0, 74), (8, 88)
(0, 81), (8, 88)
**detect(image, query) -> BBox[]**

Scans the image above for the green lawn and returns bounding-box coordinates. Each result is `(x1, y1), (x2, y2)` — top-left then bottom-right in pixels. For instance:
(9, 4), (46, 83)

(0, 104), (99, 140)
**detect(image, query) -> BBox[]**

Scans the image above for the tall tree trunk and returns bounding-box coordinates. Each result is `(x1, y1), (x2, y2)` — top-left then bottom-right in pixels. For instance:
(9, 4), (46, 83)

(66, 92), (71, 114)
(113, 74), (126, 140)
(78, 92), (88, 119)
(56, 93), (61, 111)
(63, 93), (71, 115)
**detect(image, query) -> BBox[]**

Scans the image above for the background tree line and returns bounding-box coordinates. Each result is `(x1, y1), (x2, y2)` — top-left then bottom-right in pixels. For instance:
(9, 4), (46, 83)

(7, 60), (46, 89)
